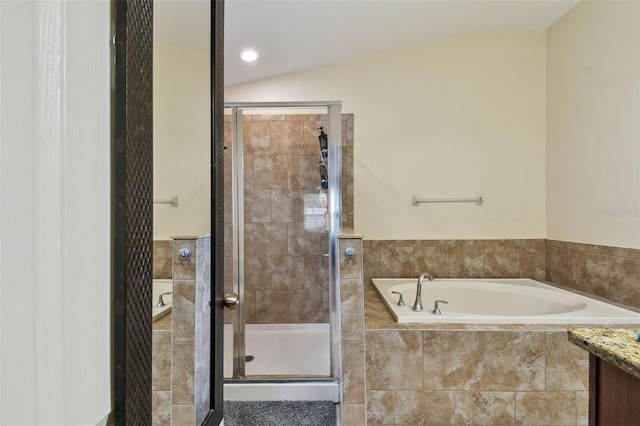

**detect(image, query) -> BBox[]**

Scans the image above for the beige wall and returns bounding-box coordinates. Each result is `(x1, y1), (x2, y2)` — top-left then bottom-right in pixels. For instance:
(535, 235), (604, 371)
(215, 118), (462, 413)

(225, 31), (547, 241)
(153, 42), (211, 240)
(546, 0), (640, 249)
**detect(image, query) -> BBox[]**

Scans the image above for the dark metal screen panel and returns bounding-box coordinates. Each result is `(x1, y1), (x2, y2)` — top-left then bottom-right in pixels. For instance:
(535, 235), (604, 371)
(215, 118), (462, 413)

(112, 0), (154, 424)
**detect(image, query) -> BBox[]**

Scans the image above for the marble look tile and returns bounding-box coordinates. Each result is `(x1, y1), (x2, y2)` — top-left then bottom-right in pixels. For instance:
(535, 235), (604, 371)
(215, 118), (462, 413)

(609, 256), (640, 308)
(546, 246), (571, 285)
(289, 289), (324, 323)
(519, 245), (545, 280)
(545, 331), (588, 390)
(270, 256), (305, 289)
(287, 223), (328, 256)
(243, 121), (270, 155)
(394, 390), (455, 425)
(342, 340), (365, 404)
(341, 279), (364, 341)
(270, 189), (304, 222)
(483, 332), (545, 391)
(152, 391), (171, 425)
(224, 189), (232, 223)
(244, 256), (272, 290)
(172, 342), (195, 405)
(515, 391), (576, 425)
(343, 404), (366, 426)
(270, 122), (304, 155)
(363, 245), (381, 283)
(245, 223), (288, 256)
(484, 246), (520, 278)
(340, 239), (363, 279)
(304, 255), (329, 290)
(173, 239), (196, 280)
(223, 255), (233, 291)
(287, 155), (319, 189)
(286, 114), (327, 122)
(172, 280), (195, 342)
(153, 240), (173, 279)
(571, 250), (610, 297)
(171, 405), (195, 426)
(302, 120), (327, 155)
(152, 331), (171, 391)
(253, 155), (289, 189)
(224, 221), (232, 255)
(367, 390), (394, 425)
(380, 246), (416, 278)
(576, 391), (589, 425)
(255, 290), (289, 323)
(423, 331), (483, 390)
(153, 312), (172, 331)
(243, 189), (271, 223)
(366, 330), (422, 389)
(454, 391), (515, 425)
(414, 246), (450, 278)
(244, 290), (256, 324)
(449, 246), (484, 278)
(243, 155), (255, 189)
(251, 114), (285, 122)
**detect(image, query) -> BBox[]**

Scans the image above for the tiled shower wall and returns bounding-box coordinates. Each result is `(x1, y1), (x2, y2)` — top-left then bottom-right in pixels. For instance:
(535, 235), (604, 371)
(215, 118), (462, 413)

(223, 113), (354, 324)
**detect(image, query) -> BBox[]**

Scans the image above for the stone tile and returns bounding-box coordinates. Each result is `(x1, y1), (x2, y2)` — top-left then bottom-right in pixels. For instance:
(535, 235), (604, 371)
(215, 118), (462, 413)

(224, 221), (232, 255)
(253, 155), (289, 189)
(152, 331), (172, 391)
(270, 256), (305, 289)
(414, 246), (450, 278)
(380, 246), (415, 278)
(546, 246), (571, 285)
(515, 391), (576, 425)
(171, 405), (194, 426)
(173, 280), (195, 342)
(287, 222), (328, 256)
(289, 289), (324, 323)
(153, 312), (172, 331)
(519, 245), (545, 280)
(343, 404), (366, 426)
(545, 331), (588, 391)
(286, 114), (327, 122)
(367, 390), (394, 425)
(287, 155), (319, 189)
(244, 290), (256, 324)
(363, 245), (381, 283)
(242, 121), (271, 155)
(610, 256), (640, 308)
(483, 332), (545, 391)
(271, 189), (304, 222)
(243, 188), (271, 223)
(223, 255), (233, 291)
(243, 155), (254, 189)
(255, 290), (289, 323)
(454, 391), (515, 425)
(250, 114), (285, 122)
(342, 340), (365, 404)
(153, 240), (173, 279)
(173, 239), (196, 280)
(340, 239), (363, 279)
(449, 246), (484, 278)
(244, 256), (271, 290)
(576, 391), (589, 425)
(270, 121), (304, 154)
(304, 255), (329, 290)
(172, 341), (195, 405)
(152, 391), (171, 425)
(224, 189), (232, 223)
(341, 279), (364, 341)
(571, 250), (610, 297)
(245, 222), (288, 256)
(366, 330), (422, 390)
(484, 246), (520, 278)
(394, 390), (455, 425)
(423, 331), (483, 390)
(302, 120), (327, 155)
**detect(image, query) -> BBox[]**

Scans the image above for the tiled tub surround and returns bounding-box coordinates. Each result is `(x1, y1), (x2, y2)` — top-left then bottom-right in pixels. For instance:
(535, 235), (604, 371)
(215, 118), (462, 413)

(154, 239), (174, 279)
(223, 113), (354, 325)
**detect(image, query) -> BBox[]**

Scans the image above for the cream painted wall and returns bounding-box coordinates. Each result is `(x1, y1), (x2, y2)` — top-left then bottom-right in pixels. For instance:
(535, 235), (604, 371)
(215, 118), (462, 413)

(546, 0), (640, 248)
(154, 43), (211, 240)
(225, 31), (547, 240)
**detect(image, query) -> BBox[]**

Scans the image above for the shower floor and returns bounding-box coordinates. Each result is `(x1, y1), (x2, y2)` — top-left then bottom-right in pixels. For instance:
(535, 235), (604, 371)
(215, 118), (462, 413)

(223, 323), (331, 378)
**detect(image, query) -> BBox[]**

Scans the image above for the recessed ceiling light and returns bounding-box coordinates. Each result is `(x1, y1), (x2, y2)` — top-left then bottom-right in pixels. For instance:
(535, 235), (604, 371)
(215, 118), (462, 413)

(241, 49), (258, 62)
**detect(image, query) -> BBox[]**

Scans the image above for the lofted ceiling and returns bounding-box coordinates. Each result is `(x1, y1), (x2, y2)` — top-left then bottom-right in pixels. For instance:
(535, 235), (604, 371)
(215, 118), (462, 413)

(153, 0), (580, 87)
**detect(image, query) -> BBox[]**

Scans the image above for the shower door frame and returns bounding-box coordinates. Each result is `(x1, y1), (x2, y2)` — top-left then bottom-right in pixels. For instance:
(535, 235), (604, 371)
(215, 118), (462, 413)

(225, 101), (343, 383)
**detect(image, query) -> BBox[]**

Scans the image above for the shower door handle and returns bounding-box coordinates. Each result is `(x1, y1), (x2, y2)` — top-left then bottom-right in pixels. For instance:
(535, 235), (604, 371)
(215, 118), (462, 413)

(223, 292), (240, 309)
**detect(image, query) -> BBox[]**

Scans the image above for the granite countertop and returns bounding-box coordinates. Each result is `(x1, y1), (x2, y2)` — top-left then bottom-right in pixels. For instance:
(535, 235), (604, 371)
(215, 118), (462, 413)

(568, 328), (640, 380)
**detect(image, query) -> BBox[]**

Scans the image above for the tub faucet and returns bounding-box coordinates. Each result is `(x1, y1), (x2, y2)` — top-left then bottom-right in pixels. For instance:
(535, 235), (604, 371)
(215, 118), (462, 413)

(412, 272), (434, 312)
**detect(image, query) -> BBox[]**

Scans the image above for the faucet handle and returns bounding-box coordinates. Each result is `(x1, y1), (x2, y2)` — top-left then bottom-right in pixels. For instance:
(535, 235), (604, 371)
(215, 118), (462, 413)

(432, 299), (448, 315)
(391, 291), (405, 307)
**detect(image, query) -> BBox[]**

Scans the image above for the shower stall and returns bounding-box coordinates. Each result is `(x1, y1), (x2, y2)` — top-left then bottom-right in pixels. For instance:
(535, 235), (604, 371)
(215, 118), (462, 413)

(222, 102), (343, 402)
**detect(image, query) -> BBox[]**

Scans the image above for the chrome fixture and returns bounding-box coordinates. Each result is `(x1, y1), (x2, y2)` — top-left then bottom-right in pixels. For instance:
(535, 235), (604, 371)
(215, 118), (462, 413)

(432, 299), (448, 315)
(412, 272), (434, 312)
(344, 245), (356, 262)
(391, 291), (405, 307)
(224, 292), (240, 310)
(179, 246), (191, 264)
(156, 292), (172, 307)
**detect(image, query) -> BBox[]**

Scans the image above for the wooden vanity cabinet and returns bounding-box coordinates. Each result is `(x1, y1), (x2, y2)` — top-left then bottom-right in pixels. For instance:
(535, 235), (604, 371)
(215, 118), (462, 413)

(589, 353), (640, 425)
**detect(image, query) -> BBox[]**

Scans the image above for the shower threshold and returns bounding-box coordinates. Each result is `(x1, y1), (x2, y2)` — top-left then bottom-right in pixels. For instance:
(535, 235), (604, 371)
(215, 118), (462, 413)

(223, 379), (340, 402)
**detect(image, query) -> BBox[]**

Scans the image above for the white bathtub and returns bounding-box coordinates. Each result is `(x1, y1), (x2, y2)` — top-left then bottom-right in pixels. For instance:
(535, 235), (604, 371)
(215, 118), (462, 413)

(152, 279), (172, 322)
(372, 278), (640, 324)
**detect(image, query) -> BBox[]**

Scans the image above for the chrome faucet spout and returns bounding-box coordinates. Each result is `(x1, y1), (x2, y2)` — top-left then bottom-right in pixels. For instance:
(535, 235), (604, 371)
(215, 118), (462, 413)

(412, 272), (434, 312)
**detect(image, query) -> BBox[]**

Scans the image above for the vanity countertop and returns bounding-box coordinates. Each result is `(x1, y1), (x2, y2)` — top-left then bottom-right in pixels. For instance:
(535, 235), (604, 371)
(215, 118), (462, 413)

(568, 328), (640, 379)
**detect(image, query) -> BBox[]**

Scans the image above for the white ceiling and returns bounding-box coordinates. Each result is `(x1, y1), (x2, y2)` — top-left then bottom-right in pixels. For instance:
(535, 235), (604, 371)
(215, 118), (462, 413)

(154, 0), (580, 87)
